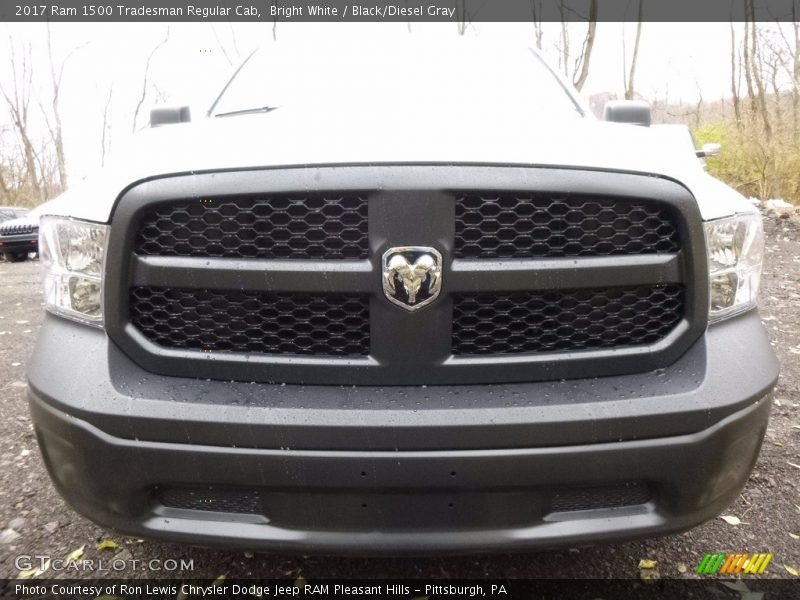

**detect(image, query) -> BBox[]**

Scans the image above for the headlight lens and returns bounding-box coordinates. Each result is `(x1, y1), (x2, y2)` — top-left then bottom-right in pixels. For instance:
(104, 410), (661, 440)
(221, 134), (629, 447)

(705, 213), (764, 321)
(40, 217), (109, 326)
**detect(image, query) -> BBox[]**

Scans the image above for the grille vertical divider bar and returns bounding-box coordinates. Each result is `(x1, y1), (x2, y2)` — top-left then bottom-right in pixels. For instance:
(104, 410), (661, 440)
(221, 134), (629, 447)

(367, 191), (456, 375)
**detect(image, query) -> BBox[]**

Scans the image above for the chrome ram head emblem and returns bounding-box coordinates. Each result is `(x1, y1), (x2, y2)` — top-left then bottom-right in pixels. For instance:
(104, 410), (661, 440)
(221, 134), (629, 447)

(382, 246), (443, 311)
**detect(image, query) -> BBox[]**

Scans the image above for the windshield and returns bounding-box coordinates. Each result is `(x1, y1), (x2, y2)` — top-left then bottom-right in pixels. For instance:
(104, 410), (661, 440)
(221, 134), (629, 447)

(0, 208), (27, 222)
(211, 41), (584, 120)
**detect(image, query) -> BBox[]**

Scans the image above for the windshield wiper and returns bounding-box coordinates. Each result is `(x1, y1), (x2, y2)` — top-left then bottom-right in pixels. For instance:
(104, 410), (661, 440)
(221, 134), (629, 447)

(215, 106), (279, 118)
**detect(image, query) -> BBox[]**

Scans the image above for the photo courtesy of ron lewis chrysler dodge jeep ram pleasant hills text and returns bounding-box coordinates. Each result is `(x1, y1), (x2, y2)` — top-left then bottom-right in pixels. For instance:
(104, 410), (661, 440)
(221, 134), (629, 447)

(27, 41), (778, 553)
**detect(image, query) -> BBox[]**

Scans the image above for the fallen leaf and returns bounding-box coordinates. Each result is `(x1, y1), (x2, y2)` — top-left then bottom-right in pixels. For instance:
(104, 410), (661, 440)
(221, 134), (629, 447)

(677, 563), (687, 573)
(294, 577), (308, 589)
(789, 533), (799, 540)
(639, 559), (658, 569)
(17, 568), (38, 579)
(65, 545), (85, 562)
(96, 539), (120, 551)
(212, 575), (226, 587)
(789, 462), (800, 470)
(785, 564), (799, 577)
(18, 559), (49, 579)
(721, 515), (742, 525)
(772, 440), (784, 447)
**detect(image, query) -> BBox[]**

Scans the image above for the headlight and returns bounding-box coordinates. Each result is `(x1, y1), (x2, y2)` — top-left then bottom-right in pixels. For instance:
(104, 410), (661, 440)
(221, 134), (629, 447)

(704, 213), (764, 322)
(40, 217), (109, 327)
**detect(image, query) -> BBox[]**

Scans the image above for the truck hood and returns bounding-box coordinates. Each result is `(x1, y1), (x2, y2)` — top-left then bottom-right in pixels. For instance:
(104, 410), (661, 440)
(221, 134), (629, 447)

(46, 108), (753, 222)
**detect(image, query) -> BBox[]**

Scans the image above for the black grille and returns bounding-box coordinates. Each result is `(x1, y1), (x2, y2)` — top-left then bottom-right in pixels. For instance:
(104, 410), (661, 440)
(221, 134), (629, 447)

(551, 483), (651, 513)
(135, 194), (369, 259)
(0, 223), (37, 236)
(452, 285), (684, 355)
(158, 486), (261, 514)
(130, 287), (370, 356)
(455, 193), (680, 259)
(111, 167), (704, 386)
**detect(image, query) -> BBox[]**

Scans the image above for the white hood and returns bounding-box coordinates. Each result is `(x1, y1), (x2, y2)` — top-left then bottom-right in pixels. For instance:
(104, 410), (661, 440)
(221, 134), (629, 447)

(45, 108), (753, 222)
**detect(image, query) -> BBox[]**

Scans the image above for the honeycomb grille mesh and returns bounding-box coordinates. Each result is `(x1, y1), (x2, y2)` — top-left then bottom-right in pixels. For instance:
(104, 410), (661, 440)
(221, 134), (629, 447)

(135, 194), (369, 259)
(130, 287), (370, 356)
(452, 285), (684, 355)
(0, 223), (37, 236)
(157, 486), (261, 514)
(551, 483), (651, 513)
(455, 193), (680, 259)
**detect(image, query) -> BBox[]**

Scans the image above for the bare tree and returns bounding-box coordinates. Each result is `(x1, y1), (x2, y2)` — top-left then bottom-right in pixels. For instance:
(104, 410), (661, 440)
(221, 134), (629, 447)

(228, 23), (241, 56)
(0, 38), (42, 203)
(0, 125), (16, 201)
(730, 16), (743, 127)
(793, 6), (799, 138)
(783, 4), (800, 140)
(749, 14), (772, 137)
(269, 2), (278, 40)
(212, 24), (242, 66)
(557, 1), (570, 77)
(39, 24), (85, 192)
(760, 36), (786, 129)
(530, 0), (544, 50)
(692, 82), (704, 129)
(211, 25), (234, 67)
(456, 0), (470, 35)
(742, 8), (757, 113)
(772, 2), (799, 139)
(623, 0), (644, 100)
(132, 27), (170, 132)
(742, 0), (772, 137)
(573, 1), (597, 91)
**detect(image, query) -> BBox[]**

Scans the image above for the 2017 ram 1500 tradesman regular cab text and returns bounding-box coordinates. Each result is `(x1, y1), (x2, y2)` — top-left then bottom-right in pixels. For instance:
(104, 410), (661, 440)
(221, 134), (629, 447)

(28, 42), (778, 553)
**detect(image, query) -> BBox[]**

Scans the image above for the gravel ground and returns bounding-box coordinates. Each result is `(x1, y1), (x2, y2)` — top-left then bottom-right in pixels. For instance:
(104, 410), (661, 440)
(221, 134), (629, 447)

(0, 215), (798, 581)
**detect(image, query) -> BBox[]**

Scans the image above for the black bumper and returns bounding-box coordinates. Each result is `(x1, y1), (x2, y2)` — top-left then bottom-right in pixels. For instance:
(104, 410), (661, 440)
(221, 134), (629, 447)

(0, 234), (37, 253)
(28, 310), (778, 553)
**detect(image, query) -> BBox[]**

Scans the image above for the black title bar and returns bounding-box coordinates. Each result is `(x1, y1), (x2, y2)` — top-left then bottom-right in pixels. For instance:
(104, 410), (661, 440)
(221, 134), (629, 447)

(3, 578), (800, 600)
(2, 0), (800, 23)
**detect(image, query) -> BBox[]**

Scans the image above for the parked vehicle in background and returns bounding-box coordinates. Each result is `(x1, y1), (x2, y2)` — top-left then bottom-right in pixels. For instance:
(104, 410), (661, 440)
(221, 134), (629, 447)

(0, 206), (41, 262)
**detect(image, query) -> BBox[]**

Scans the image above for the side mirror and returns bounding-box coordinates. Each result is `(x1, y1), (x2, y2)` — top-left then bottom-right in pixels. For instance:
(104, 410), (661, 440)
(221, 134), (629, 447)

(150, 106), (191, 127)
(603, 100), (651, 127)
(696, 142), (721, 158)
